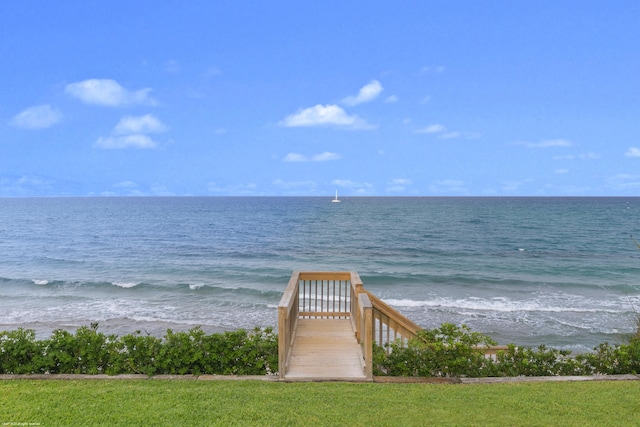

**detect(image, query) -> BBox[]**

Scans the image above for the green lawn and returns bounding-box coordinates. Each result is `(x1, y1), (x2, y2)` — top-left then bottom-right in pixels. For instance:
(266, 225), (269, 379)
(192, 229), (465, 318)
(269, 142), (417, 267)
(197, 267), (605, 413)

(1, 379), (639, 426)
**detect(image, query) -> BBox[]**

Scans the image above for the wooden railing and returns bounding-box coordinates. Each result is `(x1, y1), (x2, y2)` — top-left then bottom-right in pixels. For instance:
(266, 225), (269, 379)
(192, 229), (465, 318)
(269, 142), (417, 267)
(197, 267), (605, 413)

(277, 271), (506, 380)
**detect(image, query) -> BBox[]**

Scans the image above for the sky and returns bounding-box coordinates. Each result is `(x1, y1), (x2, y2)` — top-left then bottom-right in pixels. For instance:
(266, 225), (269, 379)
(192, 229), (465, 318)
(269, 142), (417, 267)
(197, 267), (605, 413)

(1, 1), (639, 197)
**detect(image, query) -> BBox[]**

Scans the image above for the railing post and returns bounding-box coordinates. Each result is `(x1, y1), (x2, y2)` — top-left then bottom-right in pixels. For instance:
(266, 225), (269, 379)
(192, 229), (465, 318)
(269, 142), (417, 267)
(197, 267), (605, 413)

(277, 304), (286, 379)
(350, 271), (364, 340)
(356, 292), (373, 381)
(278, 271), (301, 379)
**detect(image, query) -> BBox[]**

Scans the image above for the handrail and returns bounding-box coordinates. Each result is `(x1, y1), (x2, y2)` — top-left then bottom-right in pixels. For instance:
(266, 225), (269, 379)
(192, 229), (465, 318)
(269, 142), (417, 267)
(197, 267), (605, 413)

(365, 290), (421, 344)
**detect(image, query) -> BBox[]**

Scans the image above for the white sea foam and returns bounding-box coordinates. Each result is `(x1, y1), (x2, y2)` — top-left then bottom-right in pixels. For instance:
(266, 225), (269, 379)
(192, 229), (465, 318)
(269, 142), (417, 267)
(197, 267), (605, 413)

(33, 279), (49, 285)
(112, 282), (139, 288)
(383, 297), (622, 314)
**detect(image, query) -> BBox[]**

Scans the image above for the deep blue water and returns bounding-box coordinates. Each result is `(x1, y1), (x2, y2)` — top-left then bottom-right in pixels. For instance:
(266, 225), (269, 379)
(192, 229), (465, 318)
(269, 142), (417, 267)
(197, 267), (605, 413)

(1, 197), (639, 352)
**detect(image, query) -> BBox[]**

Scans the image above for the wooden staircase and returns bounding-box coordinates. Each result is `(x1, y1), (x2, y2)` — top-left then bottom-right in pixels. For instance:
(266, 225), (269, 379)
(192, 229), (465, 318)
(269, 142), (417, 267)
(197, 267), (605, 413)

(277, 271), (421, 381)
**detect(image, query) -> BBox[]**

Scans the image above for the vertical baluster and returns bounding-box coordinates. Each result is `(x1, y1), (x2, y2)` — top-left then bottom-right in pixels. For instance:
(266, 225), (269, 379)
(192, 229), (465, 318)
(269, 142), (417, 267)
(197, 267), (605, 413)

(320, 280), (324, 315)
(332, 280), (336, 318)
(338, 280), (341, 317)
(386, 320), (390, 347)
(301, 279), (305, 318)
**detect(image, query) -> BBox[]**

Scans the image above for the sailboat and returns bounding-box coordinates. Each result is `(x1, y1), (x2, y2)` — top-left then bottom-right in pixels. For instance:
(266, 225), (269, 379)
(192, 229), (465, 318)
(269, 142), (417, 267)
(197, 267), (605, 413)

(332, 190), (341, 203)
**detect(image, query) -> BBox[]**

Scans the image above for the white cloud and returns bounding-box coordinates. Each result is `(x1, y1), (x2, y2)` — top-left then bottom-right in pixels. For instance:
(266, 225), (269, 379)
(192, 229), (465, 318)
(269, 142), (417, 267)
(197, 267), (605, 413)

(312, 151), (341, 161)
(416, 124), (446, 134)
(0, 175), (55, 196)
(208, 182), (258, 195)
(331, 179), (374, 194)
(115, 181), (139, 188)
(95, 114), (167, 150)
(342, 80), (383, 106)
(386, 178), (413, 193)
(625, 147), (640, 158)
(607, 174), (640, 190)
(555, 168), (569, 174)
(553, 152), (601, 160)
(283, 153), (308, 162)
(279, 104), (375, 129)
(283, 152), (341, 162)
(94, 135), (158, 149)
(10, 104), (62, 129)
(415, 124), (479, 139)
(516, 139), (573, 148)
(65, 79), (156, 107)
(390, 178), (412, 185)
(114, 114), (168, 135)
(440, 131), (462, 140)
(429, 179), (467, 193)
(272, 179), (317, 190)
(500, 179), (532, 192)
(384, 95), (398, 103)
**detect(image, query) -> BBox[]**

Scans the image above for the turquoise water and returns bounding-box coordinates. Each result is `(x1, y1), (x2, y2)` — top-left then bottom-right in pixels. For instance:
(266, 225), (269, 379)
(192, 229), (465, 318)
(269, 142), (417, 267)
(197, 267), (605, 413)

(1, 197), (639, 352)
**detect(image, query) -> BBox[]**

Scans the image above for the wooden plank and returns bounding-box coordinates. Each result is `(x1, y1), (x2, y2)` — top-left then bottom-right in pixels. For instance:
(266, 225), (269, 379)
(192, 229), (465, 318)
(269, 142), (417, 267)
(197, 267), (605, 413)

(284, 319), (367, 381)
(298, 272), (351, 281)
(299, 311), (350, 318)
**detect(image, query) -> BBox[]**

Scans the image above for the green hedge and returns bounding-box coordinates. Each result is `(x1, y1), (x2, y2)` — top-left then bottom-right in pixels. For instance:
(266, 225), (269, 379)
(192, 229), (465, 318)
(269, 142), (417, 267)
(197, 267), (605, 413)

(373, 323), (640, 377)
(0, 324), (278, 376)
(3, 322), (639, 377)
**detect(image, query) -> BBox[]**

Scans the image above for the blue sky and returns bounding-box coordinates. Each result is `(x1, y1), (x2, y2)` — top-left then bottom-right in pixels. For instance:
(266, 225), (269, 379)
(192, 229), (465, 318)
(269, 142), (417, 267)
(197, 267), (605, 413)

(1, 1), (639, 197)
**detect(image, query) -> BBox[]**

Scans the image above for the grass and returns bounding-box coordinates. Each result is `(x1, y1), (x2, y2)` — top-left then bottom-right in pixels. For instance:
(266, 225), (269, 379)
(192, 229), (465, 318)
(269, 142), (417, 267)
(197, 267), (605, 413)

(1, 379), (639, 426)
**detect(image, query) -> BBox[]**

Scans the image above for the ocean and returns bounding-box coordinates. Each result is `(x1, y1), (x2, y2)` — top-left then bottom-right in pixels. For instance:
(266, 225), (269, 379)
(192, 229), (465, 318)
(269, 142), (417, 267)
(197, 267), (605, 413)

(1, 197), (639, 353)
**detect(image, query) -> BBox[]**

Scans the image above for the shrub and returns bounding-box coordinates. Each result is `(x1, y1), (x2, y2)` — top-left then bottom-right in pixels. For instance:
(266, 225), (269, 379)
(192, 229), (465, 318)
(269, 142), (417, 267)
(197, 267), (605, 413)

(373, 323), (640, 378)
(0, 328), (45, 374)
(374, 323), (497, 377)
(493, 344), (592, 377)
(0, 324), (278, 376)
